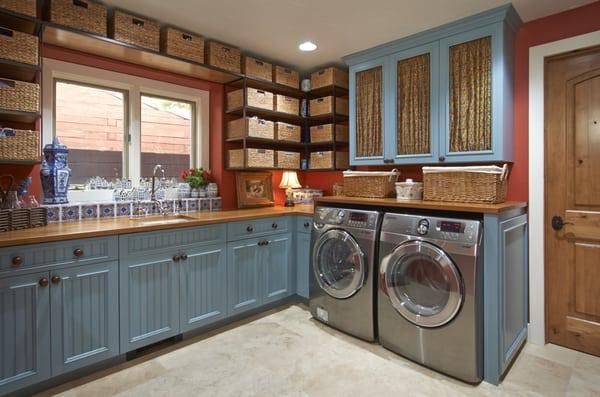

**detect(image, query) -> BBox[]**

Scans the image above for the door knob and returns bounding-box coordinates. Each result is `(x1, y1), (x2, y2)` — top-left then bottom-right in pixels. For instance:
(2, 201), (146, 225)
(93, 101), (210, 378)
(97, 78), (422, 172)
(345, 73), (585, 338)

(11, 256), (22, 267)
(246, 225), (254, 232)
(39, 277), (49, 287)
(551, 215), (573, 231)
(272, 223), (278, 229)
(181, 254), (188, 260)
(73, 248), (84, 257)
(51, 275), (61, 285)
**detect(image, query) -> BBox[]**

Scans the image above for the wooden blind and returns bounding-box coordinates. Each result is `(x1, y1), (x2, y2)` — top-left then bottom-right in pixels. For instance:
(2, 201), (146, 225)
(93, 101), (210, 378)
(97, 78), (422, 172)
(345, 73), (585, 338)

(449, 36), (492, 152)
(397, 53), (430, 155)
(355, 66), (383, 157)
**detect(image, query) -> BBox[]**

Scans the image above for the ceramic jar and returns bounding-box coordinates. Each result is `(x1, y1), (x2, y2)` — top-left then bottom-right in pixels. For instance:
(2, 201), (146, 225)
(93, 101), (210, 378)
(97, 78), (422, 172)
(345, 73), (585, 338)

(395, 179), (424, 201)
(40, 137), (71, 205)
(178, 183), (191, 199)
(207, 182), (218, 198)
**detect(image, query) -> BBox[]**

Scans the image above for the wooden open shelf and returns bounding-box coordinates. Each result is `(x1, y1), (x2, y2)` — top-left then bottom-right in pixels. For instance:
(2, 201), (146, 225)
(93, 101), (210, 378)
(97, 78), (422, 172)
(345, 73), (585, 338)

(308, 85), (349, 98)
(226, 136), (305, 149)
(228, 77), (304, 99)
(0, 59), (40, 83)
(226, 106), (304, 125)
(307, 113), (349, 126)
(0, 9), (42, 35)
(0, 109), (40, 124)
(0, 159), (42, 165)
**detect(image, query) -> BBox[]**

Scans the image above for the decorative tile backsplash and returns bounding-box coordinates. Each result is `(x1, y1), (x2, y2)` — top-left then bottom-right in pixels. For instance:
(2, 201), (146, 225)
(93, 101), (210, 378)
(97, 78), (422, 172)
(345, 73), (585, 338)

(43, 197), (222, 223)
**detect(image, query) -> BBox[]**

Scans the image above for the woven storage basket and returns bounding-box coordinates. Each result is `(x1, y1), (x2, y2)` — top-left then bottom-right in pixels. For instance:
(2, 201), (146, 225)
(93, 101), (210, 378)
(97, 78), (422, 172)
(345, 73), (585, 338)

(311, 67), (349, 90)
(0, 79), (39, 113)
(111, 10), (160, 51)
(274, 65), (299, 89)
(310, 124), (348, 143)
(228, 148), (274, 169)
(0, 0), (36, 17)
(276, 151), (301, 169)
(309, 96), (349, 116)
(0, 128), (39, 161)
(309, 151), (349, 170)
(205, 40), (241, 73)
(274, 95), (299, 115)
(343, 170), (400, 198)
(275, 122), (301, 142)
(0, 27), (38, 66)
(243, 56), (272, 81)
(422, 164), (509, 203)
(227, 88), (273, 111)
(49, 0), (107, 36)
(227, 117), (274, 140)
(162, 27), (204, 63)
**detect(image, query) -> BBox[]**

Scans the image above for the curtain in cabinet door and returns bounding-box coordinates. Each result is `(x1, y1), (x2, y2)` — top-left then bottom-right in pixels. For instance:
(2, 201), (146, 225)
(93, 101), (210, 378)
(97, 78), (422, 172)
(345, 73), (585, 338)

(449, 36), (492, 152)
(397, 53), (430, 155)
(355, 66), (383, 157)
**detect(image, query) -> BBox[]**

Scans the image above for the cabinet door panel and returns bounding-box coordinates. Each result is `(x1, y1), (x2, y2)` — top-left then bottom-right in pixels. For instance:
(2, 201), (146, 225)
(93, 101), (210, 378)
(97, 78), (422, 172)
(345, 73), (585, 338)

(296, 232), (311, 299)
(227, 240), (261, 315)
(0, 272), (50, 394)
(180, 245), (227, 332)
(263, 233), (292, 304)
(50, 262), (119, 375)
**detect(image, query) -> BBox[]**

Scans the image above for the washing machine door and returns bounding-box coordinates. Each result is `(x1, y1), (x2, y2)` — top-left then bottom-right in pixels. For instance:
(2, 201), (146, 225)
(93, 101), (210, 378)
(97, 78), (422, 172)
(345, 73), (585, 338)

(313, 229), (366, 299)
(380, 240), (463, 328)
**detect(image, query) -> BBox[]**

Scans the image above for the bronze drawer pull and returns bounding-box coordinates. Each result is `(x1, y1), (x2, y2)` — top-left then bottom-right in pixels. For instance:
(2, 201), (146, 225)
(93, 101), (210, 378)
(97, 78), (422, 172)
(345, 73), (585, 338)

(51, 275), (61, 285)
(11, 256), (22, 267)
(39, 278), (49, 288)
(73, 248), (84, 258)
(272, 223), (278, 229)
(181, 254), (188, 260)
(304, 222), (310, 228)
(246, 225), (254, 232)
(173, 255), (181, 262)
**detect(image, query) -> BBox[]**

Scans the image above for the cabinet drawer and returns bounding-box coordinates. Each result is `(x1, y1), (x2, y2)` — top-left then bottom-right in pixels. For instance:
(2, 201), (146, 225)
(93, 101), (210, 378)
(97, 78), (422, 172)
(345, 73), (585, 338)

(120, 224), (226, 259)
(227, 216), (289, 241)
(0, 236), (118, 274)
(296, 216), (313, 234)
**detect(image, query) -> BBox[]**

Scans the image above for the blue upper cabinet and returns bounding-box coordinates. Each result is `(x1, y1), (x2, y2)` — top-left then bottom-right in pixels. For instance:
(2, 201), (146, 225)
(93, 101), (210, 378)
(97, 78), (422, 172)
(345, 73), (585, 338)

(345, 4), (521, 166)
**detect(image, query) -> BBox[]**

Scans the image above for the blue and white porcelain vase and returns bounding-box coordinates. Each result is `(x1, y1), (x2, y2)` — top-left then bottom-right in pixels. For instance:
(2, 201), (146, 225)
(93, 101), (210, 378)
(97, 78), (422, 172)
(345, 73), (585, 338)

(40, 137), (71, 205)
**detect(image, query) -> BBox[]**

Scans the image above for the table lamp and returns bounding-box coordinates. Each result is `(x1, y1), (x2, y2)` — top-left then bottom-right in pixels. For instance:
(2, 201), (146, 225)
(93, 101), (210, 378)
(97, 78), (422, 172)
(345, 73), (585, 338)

(279, 171), (302, 207)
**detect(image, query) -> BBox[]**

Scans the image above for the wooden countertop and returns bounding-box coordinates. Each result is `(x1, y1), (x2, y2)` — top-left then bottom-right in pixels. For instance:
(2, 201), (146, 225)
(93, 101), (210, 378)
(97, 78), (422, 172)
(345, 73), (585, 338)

(315, 196), (527, 214)
(0, 205), (314, 248)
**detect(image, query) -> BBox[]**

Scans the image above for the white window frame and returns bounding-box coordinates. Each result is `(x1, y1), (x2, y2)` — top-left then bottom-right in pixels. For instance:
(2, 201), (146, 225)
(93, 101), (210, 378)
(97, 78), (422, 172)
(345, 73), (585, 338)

(42, 58), (210, 184)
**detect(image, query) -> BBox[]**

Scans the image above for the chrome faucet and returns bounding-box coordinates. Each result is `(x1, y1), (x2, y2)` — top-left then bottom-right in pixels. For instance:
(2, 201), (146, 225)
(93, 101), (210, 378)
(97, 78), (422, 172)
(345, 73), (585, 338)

(151, 165), (166, 215)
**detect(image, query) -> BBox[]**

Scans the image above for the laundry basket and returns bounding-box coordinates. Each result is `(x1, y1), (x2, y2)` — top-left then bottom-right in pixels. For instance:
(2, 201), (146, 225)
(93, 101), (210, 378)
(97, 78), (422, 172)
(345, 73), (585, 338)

(342, 170), (400, 198)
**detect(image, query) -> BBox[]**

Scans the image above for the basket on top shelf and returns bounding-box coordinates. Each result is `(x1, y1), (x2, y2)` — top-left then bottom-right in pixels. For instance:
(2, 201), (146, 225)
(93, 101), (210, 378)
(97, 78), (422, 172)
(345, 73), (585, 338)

(162, 27), (204, 64)
(110, 10), (160, 51)
(343, 170), (400, 198)
(422, 164), (509, 203)
(0, 128), (39, 162)
(0, 0), (37, 17)
(48, 0), (108, 36)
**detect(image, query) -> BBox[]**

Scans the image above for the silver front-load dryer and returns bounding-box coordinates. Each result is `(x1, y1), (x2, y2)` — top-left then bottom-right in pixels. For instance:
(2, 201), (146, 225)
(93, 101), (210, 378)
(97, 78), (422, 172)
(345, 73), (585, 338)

(378, 213), (483, 383)
(309, 206), (381, 342)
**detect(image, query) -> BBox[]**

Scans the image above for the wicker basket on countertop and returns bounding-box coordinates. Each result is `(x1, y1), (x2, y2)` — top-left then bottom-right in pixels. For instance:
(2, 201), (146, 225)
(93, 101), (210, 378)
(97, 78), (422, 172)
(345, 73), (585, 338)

(110, 10), (160, 51)
(0, 27), (38, 66)
(0, 78), (39, 113)
(343, 170), (400, 198)
(227, 117), (274, 140)
(0, 0), (36, 17)
(0, 128), (39, 161)
(48, 0), (108, 36)
(162, 27), (204, 63)
(422, 164), (509, 203)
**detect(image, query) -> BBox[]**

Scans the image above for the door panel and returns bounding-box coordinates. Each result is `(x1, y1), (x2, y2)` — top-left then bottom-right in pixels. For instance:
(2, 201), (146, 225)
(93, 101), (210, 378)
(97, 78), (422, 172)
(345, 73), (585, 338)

(263, 234), (292, 304)
(545, 45), (600, 356)
(51, 262), (119, 375)
(296, 232), (311, 299)
(227, 240), (261, 315)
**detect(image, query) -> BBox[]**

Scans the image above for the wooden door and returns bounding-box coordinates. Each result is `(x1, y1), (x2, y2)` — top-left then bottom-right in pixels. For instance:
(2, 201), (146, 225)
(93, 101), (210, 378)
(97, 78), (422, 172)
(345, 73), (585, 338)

(227, 238), (261, 315)
(262, 233), (292, 304)
(545, 45), (600, 356)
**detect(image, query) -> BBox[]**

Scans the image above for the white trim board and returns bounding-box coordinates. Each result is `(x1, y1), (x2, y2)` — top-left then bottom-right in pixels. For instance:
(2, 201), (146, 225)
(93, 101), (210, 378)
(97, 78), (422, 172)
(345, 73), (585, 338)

(528, 30), (600, 346)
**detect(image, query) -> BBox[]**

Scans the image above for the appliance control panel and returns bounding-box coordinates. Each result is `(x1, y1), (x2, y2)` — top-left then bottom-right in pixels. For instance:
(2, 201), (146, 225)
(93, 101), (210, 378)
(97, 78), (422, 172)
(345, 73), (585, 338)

(315, 207), (380, 230)
(382, 213), (481, 244)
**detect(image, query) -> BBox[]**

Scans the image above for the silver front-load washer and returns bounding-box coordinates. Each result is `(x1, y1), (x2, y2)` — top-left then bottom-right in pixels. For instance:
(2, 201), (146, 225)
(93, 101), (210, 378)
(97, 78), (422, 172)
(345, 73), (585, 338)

(378, 213), (483, 383)
(309, 206), (381, 341)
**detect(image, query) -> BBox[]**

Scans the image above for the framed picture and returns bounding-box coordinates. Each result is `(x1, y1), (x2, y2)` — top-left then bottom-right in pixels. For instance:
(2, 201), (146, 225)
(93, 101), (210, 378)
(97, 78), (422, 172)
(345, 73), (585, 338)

(235, 172), (274, 208)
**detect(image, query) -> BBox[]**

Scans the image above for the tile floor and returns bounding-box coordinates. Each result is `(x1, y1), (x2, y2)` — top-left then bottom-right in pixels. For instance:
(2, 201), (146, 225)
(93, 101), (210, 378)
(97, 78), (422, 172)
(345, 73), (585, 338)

(36, 305), (600, 397)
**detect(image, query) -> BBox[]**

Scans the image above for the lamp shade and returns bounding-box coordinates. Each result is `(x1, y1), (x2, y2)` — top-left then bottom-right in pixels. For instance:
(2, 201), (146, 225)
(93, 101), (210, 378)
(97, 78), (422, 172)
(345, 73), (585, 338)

(279, 171), (302, 189)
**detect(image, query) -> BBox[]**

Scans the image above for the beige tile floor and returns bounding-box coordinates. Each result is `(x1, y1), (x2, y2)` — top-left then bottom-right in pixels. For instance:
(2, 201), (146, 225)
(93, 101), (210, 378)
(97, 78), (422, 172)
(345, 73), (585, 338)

(36, 305), (600, 397)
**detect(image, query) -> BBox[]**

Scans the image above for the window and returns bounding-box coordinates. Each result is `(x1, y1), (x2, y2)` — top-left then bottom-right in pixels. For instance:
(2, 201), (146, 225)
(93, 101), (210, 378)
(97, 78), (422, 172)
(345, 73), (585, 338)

(43, 59), (210, 188)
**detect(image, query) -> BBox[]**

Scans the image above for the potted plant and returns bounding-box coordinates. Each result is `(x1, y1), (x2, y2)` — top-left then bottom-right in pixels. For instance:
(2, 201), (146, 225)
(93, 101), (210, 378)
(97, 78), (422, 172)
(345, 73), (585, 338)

(181, 168), (213, 198)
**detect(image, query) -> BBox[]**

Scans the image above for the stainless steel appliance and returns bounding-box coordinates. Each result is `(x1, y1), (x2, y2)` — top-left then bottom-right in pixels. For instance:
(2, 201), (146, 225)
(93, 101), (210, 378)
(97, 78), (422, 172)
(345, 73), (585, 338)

(309, 206), (381, 341)
(378, 213), (483, 383)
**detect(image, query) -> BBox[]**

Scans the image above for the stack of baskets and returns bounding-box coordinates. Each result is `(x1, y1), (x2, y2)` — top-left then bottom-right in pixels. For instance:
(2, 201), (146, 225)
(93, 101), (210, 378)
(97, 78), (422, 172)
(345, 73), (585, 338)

(342, 170), (400, 198)
(0, 207), (47, 232)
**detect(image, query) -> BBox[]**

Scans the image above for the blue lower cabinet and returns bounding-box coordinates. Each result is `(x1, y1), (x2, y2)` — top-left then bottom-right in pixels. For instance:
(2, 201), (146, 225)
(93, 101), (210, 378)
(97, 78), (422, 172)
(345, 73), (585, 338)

(120, 254), (180, 352)
(262, 233), (293, 304)
(227, 238), (262, 315)
(0, 272), (51, 395)
(295, 232), (311, 299)
(179, 244), (227, 332)
(50, 262), (120, 376)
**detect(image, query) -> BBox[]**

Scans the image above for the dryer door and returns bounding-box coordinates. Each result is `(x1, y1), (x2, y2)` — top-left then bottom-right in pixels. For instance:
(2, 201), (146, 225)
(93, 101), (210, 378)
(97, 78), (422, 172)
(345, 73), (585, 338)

(313, 229), (366, 299)
(380, 240), (463, 327)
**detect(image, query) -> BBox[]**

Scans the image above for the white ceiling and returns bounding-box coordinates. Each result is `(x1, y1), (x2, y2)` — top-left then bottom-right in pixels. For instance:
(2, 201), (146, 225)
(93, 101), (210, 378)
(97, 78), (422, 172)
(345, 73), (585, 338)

(102, 0), (595, 72)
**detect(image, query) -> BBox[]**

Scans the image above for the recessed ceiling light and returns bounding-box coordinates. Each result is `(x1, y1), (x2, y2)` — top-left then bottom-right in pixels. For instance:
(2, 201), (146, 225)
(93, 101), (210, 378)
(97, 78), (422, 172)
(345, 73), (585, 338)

(299, 41), (317, 52)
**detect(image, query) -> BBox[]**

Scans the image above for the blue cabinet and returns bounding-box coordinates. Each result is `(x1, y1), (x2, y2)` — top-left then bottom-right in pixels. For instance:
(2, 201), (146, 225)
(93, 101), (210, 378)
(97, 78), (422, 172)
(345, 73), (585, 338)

(295, 216), (313, 299)
(262, 234), (293, 304)
(345, 4), (521, 166)
(50, 261), (119, 375)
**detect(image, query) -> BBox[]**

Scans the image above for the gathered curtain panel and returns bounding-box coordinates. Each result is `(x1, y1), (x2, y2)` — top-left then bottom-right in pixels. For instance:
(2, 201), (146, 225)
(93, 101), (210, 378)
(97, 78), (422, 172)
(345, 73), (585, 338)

(355, 66), (383, 157)
(397, 53), (431, 155)
(449, 36), (492, 153)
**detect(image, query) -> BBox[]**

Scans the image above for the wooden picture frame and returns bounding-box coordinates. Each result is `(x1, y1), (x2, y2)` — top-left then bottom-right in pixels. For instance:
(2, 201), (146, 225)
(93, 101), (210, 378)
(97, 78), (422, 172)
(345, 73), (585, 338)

(235, 171), (274, 208)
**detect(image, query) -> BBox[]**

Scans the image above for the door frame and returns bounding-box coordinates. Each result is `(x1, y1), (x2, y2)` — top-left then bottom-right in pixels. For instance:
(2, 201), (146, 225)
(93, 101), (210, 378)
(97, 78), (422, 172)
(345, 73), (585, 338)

(528, 30), (600, 346)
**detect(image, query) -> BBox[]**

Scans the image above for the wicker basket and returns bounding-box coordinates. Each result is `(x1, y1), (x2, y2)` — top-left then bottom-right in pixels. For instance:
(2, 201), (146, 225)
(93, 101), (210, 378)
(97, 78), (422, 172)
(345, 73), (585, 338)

(311, 67), (349, 90)
(49, 0), (107, 36)
(0, 0), (36, 17)
(275, 122), (301, 142)
(243, 56), (272, 81)
(0, 128), (39, 161)
(276, 151), (301, 169)
(309, 151), (349, 170)
(227, 117), (274, 140)
(0, 27), (38, 66)
(422, 165), (509, 203)
(162, 27), (204, 63)
(274, 65), (299, 89)
(310, 124), (348, 143)
(0, 79), (39, 113)
(310, 96), (349, 116)
(228, 148), (274, 169)
(205, 40), (241, 73)
(227, 88), (273, 111)
(274, 95), (299, 115)
(110, 10), (160, 51)
(343, 170), (400, 198)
